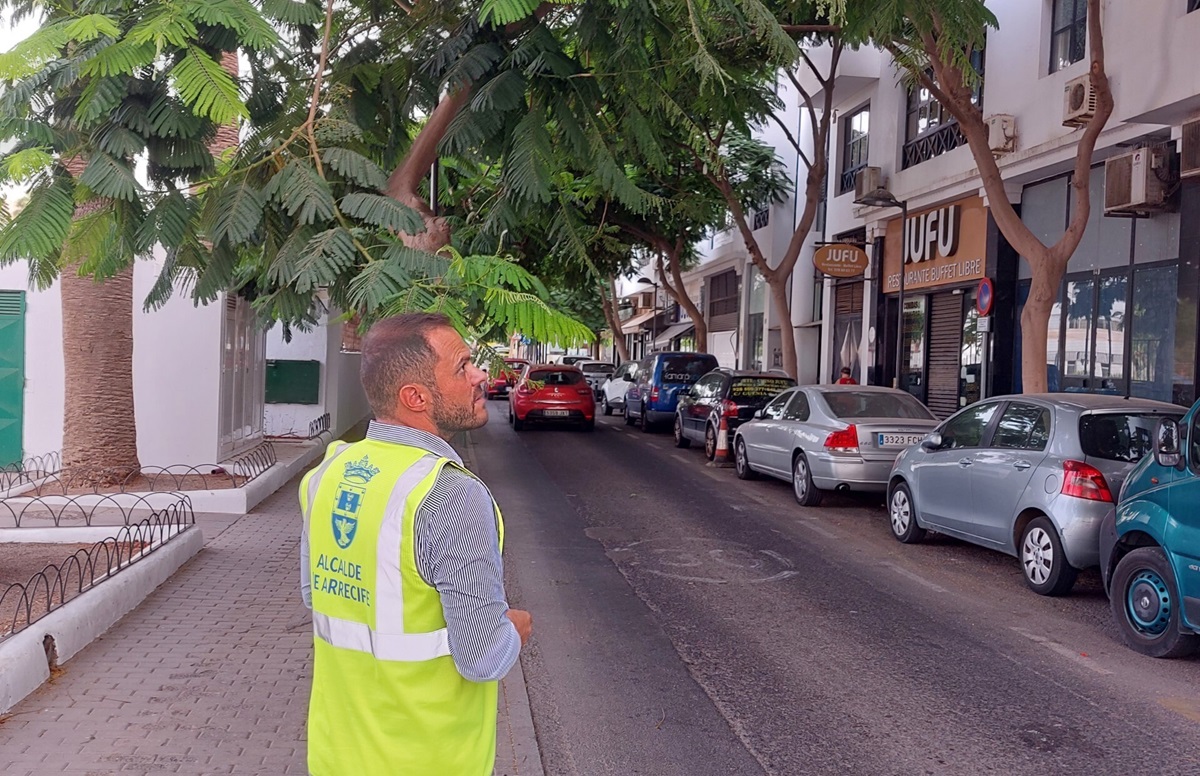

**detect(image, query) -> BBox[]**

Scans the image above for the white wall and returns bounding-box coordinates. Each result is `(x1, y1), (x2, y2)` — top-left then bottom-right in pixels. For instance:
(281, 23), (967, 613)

(264, 323), (327, 437)
(324, 318), (370, 436)
(133, 251), (223, 465)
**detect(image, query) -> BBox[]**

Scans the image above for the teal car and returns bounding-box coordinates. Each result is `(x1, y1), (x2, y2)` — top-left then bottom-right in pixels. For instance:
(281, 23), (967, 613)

(1100, 408), (1200, 658)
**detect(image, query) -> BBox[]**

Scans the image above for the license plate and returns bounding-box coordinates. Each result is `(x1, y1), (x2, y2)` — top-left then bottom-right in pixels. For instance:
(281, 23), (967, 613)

(877, 433), (923, 448)
(544, 409), (570, 417)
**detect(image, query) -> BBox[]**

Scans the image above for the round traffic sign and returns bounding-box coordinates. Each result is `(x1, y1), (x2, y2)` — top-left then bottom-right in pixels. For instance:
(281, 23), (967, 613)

(976, 278), (994, 316)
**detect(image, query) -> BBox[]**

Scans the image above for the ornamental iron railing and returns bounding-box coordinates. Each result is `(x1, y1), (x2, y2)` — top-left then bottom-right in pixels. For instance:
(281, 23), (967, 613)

(902, 122), (967, 169)
(0, 451), (63, 491)
(0, 497), (195, 641)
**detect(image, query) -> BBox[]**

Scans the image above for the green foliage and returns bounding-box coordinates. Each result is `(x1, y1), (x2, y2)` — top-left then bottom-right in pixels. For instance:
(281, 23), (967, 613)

(171, 45), (249, 125)
(0, 174), (76, 288)
(2, 148), (55, 184)
(339, 193), (424, 233)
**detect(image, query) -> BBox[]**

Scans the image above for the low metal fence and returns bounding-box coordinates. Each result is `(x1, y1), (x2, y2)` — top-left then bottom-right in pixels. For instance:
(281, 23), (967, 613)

(308, 412), (332, 440)
(0, 451), (63, 491)
(0, 492), (195, 528)
(2, 442), (277, 499)
(0, 496), (195, 641)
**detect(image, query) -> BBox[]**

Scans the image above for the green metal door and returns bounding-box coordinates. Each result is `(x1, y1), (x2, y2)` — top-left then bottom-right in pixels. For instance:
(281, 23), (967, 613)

(0, 291), (25, 467)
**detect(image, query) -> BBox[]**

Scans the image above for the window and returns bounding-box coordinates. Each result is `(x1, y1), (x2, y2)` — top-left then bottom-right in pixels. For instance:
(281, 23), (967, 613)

(693, 374), (723, 399)
(1079, 412), (1180, 464)
(708, 270), (739, 318)
(1191, 0), (1200, 12)
(992, 403), (1051, 451)
(939, 402), (999, 450)
(820, 390), (935, 421)
(762, 391), (791, 420)
(219, 294), (266, 458)
(903, 50), (983, 169)
(839, 105), (869, 195)
(781, 391), (810, 422)
(1050, 0), (1087, 73)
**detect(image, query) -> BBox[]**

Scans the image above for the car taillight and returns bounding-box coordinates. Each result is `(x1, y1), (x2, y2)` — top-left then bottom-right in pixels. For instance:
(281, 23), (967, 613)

(721, 399), (739, 418)
(824, 425), (859, 453)
(1061, 460), (1113, 502)
(576, 386), (592, 396)
(650, 386), (660, 402)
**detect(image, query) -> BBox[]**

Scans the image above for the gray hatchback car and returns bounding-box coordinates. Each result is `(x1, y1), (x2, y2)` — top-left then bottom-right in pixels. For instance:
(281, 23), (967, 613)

(887, 393), (1184, 596)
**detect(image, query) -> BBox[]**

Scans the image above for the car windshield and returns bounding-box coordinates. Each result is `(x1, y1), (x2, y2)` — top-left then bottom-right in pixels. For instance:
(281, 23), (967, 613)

(528, 370), (585, 386)
(580, 363), (615, 374)
(1079, 412), (1182, 463)
(729, 376), (796, 405)
(820, 390), (935, 420)
(660, 356), (716, 384)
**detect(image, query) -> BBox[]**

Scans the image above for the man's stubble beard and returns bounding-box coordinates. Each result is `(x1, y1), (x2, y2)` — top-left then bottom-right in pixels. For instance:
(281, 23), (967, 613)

(430, 386), (487, 438)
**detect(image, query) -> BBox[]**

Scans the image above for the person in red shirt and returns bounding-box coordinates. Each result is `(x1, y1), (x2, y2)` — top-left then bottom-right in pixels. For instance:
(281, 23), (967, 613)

(836, 367), (857, 385)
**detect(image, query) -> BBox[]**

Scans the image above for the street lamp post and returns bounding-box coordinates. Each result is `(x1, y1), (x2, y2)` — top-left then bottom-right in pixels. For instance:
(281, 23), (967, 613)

(637, 277), (659, 354)
(854, 187), (908, 391)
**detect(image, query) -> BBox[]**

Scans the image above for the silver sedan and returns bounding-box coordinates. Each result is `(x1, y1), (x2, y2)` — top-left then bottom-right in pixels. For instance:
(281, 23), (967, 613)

(733, 386), (939, 507)
(887, 393), (1184, 596)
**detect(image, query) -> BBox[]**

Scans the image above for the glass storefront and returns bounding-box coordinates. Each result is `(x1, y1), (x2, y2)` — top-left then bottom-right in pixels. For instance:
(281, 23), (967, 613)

(1017, 169), (1185, 402)
(746, 266), (767, 370)
(901, 296), (927, 399)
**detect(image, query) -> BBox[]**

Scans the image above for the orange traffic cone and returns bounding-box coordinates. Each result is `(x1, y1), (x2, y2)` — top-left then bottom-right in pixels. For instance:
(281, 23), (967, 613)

(713, 415), (732, 465)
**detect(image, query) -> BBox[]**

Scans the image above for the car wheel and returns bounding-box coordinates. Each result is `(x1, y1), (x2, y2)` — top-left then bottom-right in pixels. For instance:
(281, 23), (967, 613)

(624, 406), (635, 426)
(704, 423), (719, 461)
(792, 452), (822, 507)
(673, 416), (691, 448)
(1020, 516), (1078, 596)
(603, 398), (613, 416)
(512, 413), (525, 431)
(507, 406), (514, 425)
(639, 404), (651, 432)
(1110, 546), (1199, 658)
(734, 437), (757, 480)
(888, 482), (926, 544)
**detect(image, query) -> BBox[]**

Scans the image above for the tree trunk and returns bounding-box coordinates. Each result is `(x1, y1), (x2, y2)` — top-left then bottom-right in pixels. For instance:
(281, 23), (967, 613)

(601, 275), (630, 362)
(1020, 253), (1068, 395)
(656, 249), (708, 354)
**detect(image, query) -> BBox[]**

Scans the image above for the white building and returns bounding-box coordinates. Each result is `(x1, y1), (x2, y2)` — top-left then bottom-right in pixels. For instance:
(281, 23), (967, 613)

(0, 250), (369, 468)
(688, 1), (1200, 413)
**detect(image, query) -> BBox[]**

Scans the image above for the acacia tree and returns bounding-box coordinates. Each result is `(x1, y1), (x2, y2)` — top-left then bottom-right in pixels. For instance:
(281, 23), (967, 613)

(876, 0), (1113, 393)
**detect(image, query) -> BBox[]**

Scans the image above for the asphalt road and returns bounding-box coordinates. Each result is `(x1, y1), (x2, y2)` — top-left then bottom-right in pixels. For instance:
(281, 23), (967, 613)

(473, 402), (1200, 776)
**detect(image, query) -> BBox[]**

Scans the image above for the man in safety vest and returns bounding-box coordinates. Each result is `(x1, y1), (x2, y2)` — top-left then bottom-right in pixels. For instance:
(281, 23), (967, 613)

(299, 312), (533, 775)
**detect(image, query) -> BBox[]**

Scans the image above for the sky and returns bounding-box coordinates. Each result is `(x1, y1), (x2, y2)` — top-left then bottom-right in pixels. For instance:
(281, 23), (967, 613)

(2, 13), (42, 204)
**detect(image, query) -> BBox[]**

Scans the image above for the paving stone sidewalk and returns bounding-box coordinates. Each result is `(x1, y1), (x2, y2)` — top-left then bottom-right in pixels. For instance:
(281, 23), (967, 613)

(0, 470), (542, 775)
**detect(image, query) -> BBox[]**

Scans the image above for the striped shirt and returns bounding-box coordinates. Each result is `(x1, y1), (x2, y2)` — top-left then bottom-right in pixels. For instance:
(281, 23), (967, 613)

(300, 421), (520, 682)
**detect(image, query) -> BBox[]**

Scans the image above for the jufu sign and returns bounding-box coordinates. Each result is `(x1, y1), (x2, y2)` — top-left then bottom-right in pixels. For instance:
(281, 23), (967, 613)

(813, 243), (869, 278)
(883, 196), (988, 293)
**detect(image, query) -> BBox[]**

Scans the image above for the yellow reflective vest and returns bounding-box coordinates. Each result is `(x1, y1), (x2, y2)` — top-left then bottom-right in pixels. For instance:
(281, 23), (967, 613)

(300, 439), (504, 776)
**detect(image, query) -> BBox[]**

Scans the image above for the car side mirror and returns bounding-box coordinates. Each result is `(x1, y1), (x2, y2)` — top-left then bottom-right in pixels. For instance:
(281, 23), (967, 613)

(920, 432), (943, 451)
(1155, 418), (1182, 468)
(753, 409), (764, 419)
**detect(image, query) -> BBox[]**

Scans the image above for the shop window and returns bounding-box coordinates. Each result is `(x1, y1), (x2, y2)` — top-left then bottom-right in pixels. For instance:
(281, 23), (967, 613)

(219, 294), (266, 458)
(960, 295), (983, 408)
(901, 296), (927, 399)
(1129, 265), (1179, 402)
(839, 105), (870, 195)
(1050, 0), (1087, 74)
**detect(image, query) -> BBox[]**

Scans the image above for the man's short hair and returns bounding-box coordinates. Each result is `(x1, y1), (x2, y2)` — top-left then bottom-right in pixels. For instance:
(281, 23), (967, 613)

(359, 313), (454, 416)
(840, 367), (851, 374)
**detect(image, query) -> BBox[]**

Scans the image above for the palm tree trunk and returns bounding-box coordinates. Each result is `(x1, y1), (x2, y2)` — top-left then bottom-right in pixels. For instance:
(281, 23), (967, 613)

(60, 198), (140, 482)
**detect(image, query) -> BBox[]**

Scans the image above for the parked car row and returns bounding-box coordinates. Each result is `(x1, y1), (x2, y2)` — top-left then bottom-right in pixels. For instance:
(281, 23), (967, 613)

(500, 349), (1200, 659)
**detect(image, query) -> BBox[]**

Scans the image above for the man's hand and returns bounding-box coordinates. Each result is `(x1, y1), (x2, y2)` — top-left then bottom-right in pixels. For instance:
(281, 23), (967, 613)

(506, 608), (533, 646)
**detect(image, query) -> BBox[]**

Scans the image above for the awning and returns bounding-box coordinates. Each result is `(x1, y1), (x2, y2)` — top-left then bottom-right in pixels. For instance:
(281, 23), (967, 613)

(653, 322), (694, 348)
(620, 309), (657, 334)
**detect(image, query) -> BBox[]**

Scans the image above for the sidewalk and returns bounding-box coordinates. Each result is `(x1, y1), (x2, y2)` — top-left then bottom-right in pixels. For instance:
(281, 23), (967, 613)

(0, 466), (543, 775)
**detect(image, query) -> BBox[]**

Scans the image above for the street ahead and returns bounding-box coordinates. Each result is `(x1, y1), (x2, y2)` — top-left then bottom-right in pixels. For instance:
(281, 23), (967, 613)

(473, 403), (1200, 776)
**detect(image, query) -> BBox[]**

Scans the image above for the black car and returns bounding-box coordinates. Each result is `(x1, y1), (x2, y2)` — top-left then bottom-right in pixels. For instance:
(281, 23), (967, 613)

(674, 369), (796, 460)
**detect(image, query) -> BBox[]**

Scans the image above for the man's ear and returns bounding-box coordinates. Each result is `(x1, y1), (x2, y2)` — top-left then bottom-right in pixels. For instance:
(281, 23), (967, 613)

(398, 384), (429, 413)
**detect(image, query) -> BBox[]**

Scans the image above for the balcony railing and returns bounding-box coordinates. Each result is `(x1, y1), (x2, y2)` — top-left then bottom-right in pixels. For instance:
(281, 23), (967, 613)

(902, 122), (967, 169)
(839, 164), (865, 196)
(752, 208), (770, 230)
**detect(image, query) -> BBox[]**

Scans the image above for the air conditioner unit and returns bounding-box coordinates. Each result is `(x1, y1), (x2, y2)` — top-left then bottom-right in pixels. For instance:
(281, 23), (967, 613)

(985, 114), (1017, 155)
(854, 166), (883, 200)
(1104, 147), (1169, 214)
(1063, 75), (1097, 127)
(1181, 118), (1200, 179)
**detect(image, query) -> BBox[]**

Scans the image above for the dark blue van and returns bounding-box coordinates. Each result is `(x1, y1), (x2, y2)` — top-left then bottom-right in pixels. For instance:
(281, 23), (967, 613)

(625, 352), (719, 431)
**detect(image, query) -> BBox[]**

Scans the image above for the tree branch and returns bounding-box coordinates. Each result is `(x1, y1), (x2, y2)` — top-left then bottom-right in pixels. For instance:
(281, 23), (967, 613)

(766, 111), (802, 155)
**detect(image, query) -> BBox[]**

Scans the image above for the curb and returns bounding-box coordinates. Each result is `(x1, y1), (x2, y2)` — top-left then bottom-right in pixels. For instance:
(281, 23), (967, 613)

(457, 430), (545, 776)
(0, 525), (205, 714)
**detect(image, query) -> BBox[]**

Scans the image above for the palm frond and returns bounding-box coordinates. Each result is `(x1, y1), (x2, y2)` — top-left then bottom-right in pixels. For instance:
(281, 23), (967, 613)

(339, 192), (424, 233)
(170, 45), (248, 125)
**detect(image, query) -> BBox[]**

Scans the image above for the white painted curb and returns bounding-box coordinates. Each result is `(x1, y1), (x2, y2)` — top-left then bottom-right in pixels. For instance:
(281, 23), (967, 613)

(0, 525), (205, 714)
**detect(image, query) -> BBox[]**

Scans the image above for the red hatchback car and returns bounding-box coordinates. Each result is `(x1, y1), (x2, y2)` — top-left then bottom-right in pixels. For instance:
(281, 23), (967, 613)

(508, 366), (596, 431)
(486, 358), (529, 400)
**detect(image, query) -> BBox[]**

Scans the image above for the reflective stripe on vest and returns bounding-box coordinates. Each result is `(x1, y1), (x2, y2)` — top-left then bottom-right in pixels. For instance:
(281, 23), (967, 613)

(309, 452), (449, 662)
